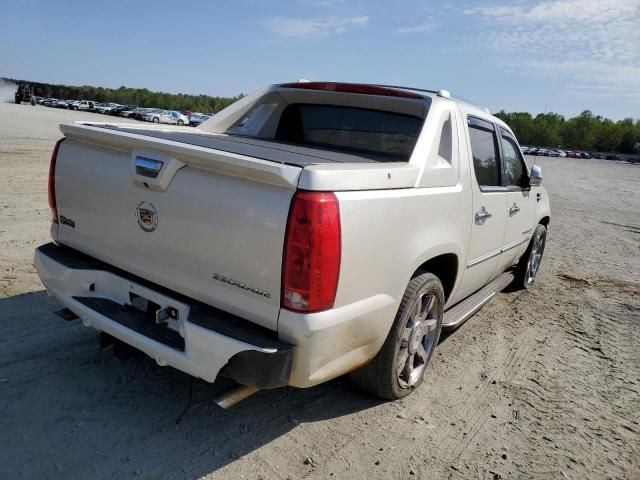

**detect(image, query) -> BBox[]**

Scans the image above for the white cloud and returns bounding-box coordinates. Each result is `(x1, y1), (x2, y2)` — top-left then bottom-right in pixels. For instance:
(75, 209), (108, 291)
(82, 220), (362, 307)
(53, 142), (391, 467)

(396, 20), (438, 34)
(464, 0), (640, 91)
(265, 15), (369, 39)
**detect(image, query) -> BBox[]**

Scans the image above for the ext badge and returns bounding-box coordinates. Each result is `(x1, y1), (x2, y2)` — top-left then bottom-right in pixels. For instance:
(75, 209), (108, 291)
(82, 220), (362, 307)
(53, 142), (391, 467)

(136, 202), (158, 232)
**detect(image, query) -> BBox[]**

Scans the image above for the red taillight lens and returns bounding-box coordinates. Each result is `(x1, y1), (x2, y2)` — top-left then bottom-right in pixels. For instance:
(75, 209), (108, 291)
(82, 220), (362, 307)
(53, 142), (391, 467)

(282, 191), (341, 313)
(48, 138), (65, 223)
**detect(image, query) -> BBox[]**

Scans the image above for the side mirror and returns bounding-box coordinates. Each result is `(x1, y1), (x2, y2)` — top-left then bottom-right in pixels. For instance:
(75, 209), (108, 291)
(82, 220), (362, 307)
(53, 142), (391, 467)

(530, 165), (542, 186)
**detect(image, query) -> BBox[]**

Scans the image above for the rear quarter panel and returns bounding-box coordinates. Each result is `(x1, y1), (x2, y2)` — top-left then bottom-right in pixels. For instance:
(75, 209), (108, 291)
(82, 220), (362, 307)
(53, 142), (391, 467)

(332, 182), (471, 350)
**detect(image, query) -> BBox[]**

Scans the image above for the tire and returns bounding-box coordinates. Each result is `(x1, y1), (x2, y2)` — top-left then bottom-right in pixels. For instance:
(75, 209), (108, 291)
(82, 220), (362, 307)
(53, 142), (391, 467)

(512, 223), (547, 290)
(152, 117), (159, 123)
(351, 273), (444, 400)
(177, 119), (184, 126)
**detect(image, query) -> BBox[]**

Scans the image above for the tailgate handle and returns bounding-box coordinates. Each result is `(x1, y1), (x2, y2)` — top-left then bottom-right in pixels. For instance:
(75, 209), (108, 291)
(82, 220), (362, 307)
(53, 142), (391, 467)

(135, 157), (164, 178)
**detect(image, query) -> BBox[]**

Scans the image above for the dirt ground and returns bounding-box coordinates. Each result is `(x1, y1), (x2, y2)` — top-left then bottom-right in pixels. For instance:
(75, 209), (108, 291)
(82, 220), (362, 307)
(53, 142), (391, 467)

(1, 101), (638, 480)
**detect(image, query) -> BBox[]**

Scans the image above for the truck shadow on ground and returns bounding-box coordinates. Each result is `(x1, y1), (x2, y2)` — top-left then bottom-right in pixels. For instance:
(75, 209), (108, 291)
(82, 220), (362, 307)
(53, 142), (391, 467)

(2, 291), (394, 479)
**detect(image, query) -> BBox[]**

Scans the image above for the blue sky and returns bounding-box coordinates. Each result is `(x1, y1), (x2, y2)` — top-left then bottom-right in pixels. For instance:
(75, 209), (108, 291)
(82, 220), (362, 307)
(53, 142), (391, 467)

(1, 0), (638, 119)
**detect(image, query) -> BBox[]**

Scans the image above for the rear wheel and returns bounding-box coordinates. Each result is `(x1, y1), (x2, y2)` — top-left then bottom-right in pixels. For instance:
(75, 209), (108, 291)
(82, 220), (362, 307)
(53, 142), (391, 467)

(177, 119), (184, 126)
(351, 273), (444, 400)
(513, 224), (547, 289)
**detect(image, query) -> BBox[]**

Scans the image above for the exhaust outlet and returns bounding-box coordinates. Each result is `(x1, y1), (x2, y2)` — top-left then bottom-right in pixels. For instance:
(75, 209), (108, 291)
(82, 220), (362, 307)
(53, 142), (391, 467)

(213, 384), (259, 409)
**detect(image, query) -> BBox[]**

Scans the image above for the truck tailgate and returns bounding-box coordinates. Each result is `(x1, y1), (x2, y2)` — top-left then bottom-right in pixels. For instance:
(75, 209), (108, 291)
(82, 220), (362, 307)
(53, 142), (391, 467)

(54, 124), (303, 331)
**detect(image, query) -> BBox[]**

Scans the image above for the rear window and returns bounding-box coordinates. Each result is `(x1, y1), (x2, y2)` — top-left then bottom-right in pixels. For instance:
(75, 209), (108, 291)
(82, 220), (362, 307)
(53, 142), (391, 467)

(274, 104), (423, 161)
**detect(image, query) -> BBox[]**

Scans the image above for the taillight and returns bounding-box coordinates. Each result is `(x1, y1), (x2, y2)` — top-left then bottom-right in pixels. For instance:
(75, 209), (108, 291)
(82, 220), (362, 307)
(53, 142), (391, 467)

(282, 191), (341, 313)
(48, 138), (65, 223)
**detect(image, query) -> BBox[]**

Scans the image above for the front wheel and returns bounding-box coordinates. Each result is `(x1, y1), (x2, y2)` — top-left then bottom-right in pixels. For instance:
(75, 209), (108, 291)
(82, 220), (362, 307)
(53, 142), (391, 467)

(152, 117), (159, 123)
(177, 119), (184, 126)
(351, 273), (444, 400)
(513, 224), (547, 289)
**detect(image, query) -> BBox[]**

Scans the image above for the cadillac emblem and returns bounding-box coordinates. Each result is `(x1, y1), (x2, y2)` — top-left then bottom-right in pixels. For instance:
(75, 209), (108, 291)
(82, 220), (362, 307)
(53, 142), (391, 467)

(136, 202), (158, 232)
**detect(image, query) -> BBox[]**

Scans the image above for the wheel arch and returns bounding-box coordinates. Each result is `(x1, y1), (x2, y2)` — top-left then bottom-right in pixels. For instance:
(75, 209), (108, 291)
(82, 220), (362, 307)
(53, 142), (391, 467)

(413, 253), (458, 302)
(539, 215), (550, 227)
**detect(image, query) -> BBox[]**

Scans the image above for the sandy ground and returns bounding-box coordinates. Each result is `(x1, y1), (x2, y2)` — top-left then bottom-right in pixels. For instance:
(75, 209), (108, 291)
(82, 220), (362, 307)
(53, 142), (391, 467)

(1, 101), (638, 480)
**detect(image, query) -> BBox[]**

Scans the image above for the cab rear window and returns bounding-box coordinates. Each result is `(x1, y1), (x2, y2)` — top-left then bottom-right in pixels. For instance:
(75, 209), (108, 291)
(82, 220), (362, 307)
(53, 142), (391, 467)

(274, 104), (423, 161)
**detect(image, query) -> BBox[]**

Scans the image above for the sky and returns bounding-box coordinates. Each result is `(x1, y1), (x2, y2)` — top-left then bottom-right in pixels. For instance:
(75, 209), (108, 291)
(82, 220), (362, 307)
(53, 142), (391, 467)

(1, 0), (639, 120)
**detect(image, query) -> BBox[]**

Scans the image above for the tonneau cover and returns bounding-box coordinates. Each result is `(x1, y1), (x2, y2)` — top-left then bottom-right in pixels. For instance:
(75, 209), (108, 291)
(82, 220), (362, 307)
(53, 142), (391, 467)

(93, 124), (404, 166)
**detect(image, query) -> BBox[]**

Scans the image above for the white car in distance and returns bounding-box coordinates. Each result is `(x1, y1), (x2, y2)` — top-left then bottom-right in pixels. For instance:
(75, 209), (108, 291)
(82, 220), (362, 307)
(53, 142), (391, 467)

(95, 102), (121, 114)
(144, 110), (190, 126)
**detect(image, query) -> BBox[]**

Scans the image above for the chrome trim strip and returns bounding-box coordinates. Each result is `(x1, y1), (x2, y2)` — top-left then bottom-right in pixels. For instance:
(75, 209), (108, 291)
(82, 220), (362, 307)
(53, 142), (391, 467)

(502, 236), (529, 253)
(467, 236), (530, 268)
(467, 248), (501, 268)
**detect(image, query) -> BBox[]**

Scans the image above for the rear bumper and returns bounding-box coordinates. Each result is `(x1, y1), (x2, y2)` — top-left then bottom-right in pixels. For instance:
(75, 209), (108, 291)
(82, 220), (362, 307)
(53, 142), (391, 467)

(34, 243), (292, 388)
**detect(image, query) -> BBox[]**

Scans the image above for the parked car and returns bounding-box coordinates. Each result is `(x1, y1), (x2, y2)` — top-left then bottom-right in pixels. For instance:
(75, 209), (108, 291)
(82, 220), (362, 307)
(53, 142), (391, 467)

(188, 114), (211, 127)
(119, 106), (144, 118)
(41, 98), (58, 107)
(35, 81), (550, 404)
(144, 109), (190, 126)
(73, 100), (98, 111)
(109, 105), (137, 116)
(131, 108), (161, 121)
(67, 100), (80, 110)
(580, 152), (592, 159)
(95, 102), (121, 114)
(547, 150), (560, 157)
(53, 99), (69, 109)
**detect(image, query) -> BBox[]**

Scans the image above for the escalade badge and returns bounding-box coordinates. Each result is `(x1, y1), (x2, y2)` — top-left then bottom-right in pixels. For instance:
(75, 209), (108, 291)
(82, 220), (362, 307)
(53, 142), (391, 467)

(136, 202), (158, 232)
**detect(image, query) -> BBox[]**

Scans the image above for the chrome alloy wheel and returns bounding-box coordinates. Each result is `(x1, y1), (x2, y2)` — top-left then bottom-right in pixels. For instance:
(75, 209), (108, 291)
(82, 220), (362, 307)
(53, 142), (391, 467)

(396, 291), (439, 388)
(526, 229), (546, 285)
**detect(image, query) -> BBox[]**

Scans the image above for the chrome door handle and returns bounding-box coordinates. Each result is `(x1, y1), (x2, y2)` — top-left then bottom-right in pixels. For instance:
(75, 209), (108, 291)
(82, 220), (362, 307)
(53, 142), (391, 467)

(475, 207), (492, 224)
(135, 156), (164, 178)
(509, 203), (520, 216)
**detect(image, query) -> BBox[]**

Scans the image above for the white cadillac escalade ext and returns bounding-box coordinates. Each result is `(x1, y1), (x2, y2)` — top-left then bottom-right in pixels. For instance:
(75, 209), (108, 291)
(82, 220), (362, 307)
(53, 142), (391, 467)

(35, 82), (550, 404)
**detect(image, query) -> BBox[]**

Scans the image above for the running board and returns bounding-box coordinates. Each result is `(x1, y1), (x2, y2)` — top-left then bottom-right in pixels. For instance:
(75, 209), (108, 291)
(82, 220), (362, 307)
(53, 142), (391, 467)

(443, 271), (514, 329)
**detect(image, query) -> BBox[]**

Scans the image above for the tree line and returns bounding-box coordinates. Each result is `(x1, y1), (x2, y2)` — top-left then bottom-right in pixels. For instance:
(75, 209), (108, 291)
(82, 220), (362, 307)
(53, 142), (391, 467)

(5, 77), (243, 113)
(5, 77), (639, 152)
(495, 110), (640, 154)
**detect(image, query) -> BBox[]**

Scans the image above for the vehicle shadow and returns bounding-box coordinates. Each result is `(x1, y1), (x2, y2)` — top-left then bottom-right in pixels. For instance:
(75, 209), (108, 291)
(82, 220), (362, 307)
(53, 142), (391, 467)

(0, 291), (383, 479)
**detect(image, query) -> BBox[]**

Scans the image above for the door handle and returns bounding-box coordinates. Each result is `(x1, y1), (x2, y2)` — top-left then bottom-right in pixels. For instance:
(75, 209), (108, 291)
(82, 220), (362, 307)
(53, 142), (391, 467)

(509, 203), (520, 216)
(475, 207), (492, 224)
(135, 156), (164, 178)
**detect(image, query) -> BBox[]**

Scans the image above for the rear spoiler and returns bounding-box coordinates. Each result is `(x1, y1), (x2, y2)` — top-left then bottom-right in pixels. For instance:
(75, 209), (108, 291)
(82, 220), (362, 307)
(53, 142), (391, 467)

(60, 122), (302, 189)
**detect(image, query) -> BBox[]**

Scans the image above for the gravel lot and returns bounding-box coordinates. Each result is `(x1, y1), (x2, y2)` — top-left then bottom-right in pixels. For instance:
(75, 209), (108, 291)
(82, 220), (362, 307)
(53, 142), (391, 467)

(1, 101), (638, 480)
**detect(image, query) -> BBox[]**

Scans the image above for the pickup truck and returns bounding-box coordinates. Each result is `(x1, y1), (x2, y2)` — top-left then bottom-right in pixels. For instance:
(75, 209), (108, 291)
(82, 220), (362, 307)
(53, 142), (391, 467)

(35, 81), (550, 404)
(72, 100), (97, 112)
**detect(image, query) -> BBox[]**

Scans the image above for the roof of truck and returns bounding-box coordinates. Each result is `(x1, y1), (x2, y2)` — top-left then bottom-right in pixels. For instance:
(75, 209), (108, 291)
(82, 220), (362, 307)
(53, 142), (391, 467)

(276, 81), (492, 115)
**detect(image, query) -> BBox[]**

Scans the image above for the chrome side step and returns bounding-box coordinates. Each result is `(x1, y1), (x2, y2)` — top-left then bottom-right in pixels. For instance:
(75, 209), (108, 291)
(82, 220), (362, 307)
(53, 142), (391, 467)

(443, 271), (514, 329)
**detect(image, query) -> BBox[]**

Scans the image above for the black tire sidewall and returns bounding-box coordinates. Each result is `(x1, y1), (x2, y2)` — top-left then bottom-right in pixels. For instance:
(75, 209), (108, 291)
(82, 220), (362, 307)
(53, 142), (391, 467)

(387, 273), (445, 398)
(519, 224), (547, 289)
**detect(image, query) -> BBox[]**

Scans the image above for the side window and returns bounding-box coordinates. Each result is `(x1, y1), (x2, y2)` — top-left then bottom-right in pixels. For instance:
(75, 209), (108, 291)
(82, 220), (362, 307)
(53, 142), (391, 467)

(437, 114), (452, 164)
(468, 117), (500, 187)
(500, 129), (527, 187)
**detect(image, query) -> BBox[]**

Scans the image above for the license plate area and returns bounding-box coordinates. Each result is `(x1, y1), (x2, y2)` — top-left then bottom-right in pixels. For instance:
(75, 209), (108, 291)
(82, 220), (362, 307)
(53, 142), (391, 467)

(128, 292), (180, 328)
